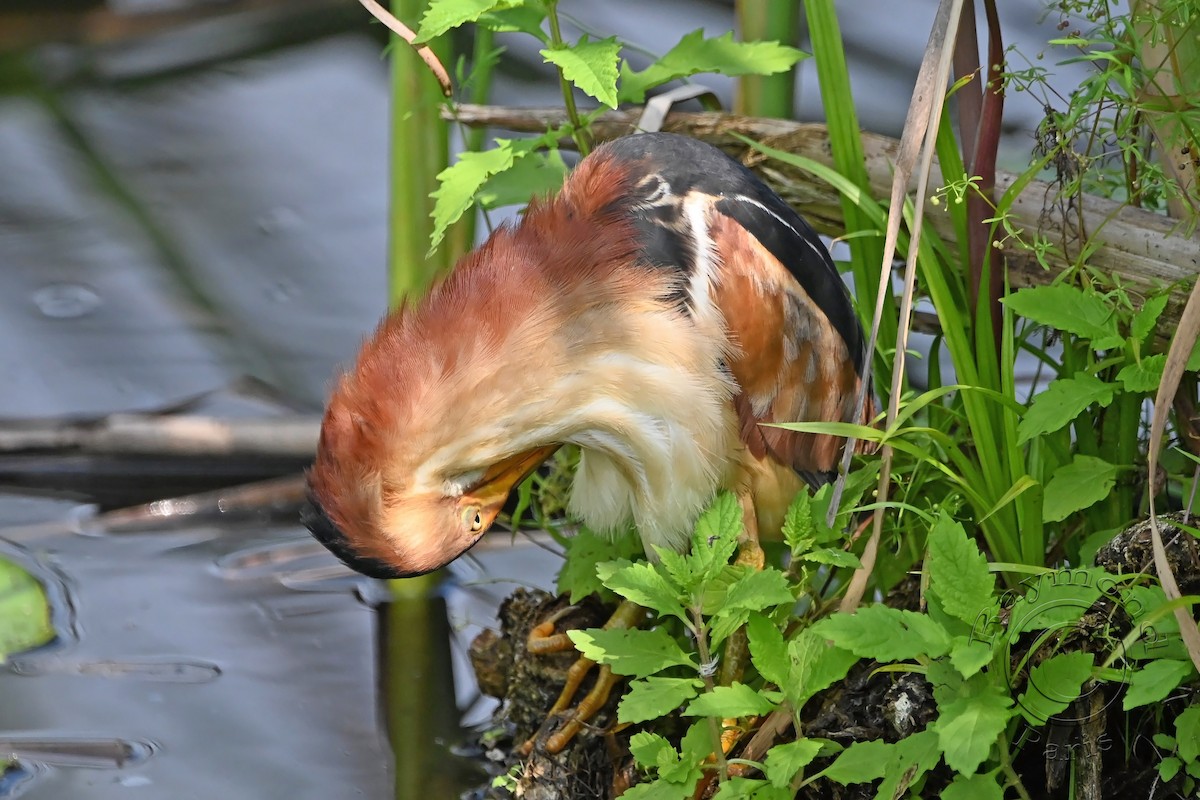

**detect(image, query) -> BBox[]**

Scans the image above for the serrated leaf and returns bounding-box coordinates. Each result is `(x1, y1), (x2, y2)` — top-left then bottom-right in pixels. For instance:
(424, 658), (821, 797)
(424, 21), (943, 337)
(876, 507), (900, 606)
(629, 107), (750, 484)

(813, 605), (953, 662)
(1043, 455), (1120, 522)
(708, 567), (794, 647)
(1002, 284), (1123, 349)
(927, 513), (996, 625)
(1009, 573), (1104, 635)
(1117, 354), (1166, 393)
(1122, 659), (1196, 710)
(1132, 294), (1169, 345)
(712, 777), (771, 800)
(568, 627), (694, 678)
(477, 4), (548, 42)
(541, 37), (621, 108)
(618, 29), (806, 104)
(620, 677), (703, 723)
(949, 636), (994, 678)
(1017, 372), (1117, 444)
(416, 0), (508, 43)
(801, 548), (862, 568)
(690, 492), (742, 580)
(476, 148), (567, 208)
(763, 739), (822, 788)
(782, 490), (817, 554)
(557, 529), (641, 602)
(1018, 651), (1094, 725)
(747, 613), (789, 688)
(684, 682), (778, 718)
(629, 731), (674, 769)
(822, 739), (890, 784)
(942, 772), (1004, 800)
(933, 677), (1015, 774)
(598, 560), (687, 622)
(430, 144), (518, 250)
(619, 784), (694, 800)
(787, 629), (859, 709)
(877, 730), (943, 800)
(1176, 705), (1200, 763)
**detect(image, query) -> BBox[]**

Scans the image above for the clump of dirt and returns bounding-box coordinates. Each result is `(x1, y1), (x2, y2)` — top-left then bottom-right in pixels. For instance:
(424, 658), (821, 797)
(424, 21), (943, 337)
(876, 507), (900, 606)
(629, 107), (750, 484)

(1094, 511), (1200, 594)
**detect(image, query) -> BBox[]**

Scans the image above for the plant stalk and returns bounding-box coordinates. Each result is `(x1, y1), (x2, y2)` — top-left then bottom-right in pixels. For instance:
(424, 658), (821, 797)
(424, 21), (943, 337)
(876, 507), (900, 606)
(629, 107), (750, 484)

(546, 0), (591, 155)
(735, 0), (798, 118)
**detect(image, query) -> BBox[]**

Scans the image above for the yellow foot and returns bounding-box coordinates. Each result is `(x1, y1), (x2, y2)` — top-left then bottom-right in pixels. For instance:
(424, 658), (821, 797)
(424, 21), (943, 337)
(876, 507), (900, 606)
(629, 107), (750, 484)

(521, 599), (645, 755)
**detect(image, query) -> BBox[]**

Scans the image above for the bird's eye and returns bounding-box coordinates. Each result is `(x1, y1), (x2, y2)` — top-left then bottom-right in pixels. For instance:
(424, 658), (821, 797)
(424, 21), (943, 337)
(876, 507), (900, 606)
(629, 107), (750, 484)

(464, 507), (485, 532)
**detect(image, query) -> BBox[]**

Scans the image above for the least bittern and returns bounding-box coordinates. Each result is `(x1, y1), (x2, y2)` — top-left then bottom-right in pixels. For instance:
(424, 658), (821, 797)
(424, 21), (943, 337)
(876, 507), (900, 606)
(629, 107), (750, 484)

(302, 133), (871, 751)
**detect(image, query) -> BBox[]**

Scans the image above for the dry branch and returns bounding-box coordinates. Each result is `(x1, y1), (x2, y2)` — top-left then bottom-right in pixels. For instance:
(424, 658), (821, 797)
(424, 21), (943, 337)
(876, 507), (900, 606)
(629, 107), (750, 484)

(448, 104), (1200, 318)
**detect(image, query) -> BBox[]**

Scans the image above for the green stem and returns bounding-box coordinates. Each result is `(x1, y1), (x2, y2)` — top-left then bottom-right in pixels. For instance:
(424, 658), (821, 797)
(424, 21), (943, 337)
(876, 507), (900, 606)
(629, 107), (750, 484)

(997, 732), (1034, 800)
(546, 0), (591, 155)
(691, 607), (729, 782)
(735, 0), (798, 118)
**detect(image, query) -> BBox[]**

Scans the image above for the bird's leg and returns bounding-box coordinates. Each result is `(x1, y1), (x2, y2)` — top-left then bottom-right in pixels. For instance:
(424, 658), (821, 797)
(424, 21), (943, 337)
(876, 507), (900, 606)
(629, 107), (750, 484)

(522, 599), (645, 755)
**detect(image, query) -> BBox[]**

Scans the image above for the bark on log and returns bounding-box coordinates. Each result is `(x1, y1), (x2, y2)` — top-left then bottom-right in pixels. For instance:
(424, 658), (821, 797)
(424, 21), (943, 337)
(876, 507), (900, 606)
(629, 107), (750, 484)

(447, 104), (1200, 319)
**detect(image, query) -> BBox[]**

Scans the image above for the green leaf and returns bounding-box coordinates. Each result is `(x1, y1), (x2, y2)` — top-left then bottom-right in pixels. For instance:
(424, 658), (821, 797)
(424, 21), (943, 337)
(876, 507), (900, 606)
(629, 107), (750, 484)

(1018, 651), (1094, 725)
(763, 739), (822, 788)
(619, 783), (693, 800)
(541, 37), (621, 108)
(747, 613), (790, 688)
(430, 144), (518, 250)
(597, 560), (687, 623)
(1002, 284), (1123, 349)
(557, 529), (641, 602)
(0, 556), (53, 658)
(782, 490), (817, 554)
(568, 627), (694, 678)
(620, 677), (703, 723)
(1176, 705), (1200, 763)
(877, 730), (943, 800)
(712, 778), (771, 800)
(787, 629), (859, 708)
(478, 4), (548, 42)
(949, 636), (994, 678)
(926, 512), (996, 625)
(822, 739), (890, 784)
(1159, 756), (1183, 783)
(942, 772), (1004, 800)
(1043, 455), (1120, 522)
(813, 605), (952, 662)
(1117, 354), (1166, 393)
(1123, 659), (1196, 710)
(690, 492), (742, 581)
(1131, 294), (1169, 345)
(684, 682), (778, 718)
(932, 676), (1015, 774)
(619, 29), (806, 104)
(1017, 372), (1117, 444)
(416, 0), (509, 43)
(476, 148), (567, 208)
(629, 731), (673, 769)
(1008, 572), (1104, 635)
(718, 568), (795, 614)
(800, 548), (862, 569)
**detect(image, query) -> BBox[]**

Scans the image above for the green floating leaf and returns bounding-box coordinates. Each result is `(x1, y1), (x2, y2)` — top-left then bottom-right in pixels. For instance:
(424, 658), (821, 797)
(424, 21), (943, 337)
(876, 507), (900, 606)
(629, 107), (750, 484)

(568, 627), (694, 678)
(763, 739), (822, 789)
(541, 36), (622, 108)
(747, 612), (789, 688)
(942, 772), (1004, 800)
(597, 559), (687, 623)
(1002, 284), (1123, 349)
(0, 556), (53, 658)
(1123, 659), (1196, 710)
(620, 677), (703, 723)
(926, 512), (997, 626)
(1117, 354), (1166, 393)
(684, 682), (778, 718)
(787, 629), (859, 709)
(1042, 455), (1120, 522)
(619, 29), (807, 104)
(813, 605), (952, 662)
(1018, 651), (1095, 725)
(416, 0), (509, 43)
(1017, 372), (1116, 444)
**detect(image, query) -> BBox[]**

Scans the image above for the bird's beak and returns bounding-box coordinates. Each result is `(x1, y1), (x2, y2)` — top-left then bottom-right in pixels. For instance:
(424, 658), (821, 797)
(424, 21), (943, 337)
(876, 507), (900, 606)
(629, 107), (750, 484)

(465, 444), (561, 508)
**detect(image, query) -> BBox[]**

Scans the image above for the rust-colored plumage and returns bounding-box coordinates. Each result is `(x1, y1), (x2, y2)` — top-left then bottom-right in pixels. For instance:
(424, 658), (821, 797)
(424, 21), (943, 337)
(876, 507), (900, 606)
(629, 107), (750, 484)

(303, 133), (872, 578)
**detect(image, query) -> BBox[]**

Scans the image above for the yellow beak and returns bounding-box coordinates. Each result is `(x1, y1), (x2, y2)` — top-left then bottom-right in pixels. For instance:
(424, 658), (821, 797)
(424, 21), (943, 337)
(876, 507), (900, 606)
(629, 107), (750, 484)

(465, 444), (561, 508)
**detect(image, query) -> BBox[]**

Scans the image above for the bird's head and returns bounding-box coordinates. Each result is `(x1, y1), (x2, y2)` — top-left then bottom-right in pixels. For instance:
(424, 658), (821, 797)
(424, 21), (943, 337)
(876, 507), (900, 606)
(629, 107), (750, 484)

(302, 150), (659, 578)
